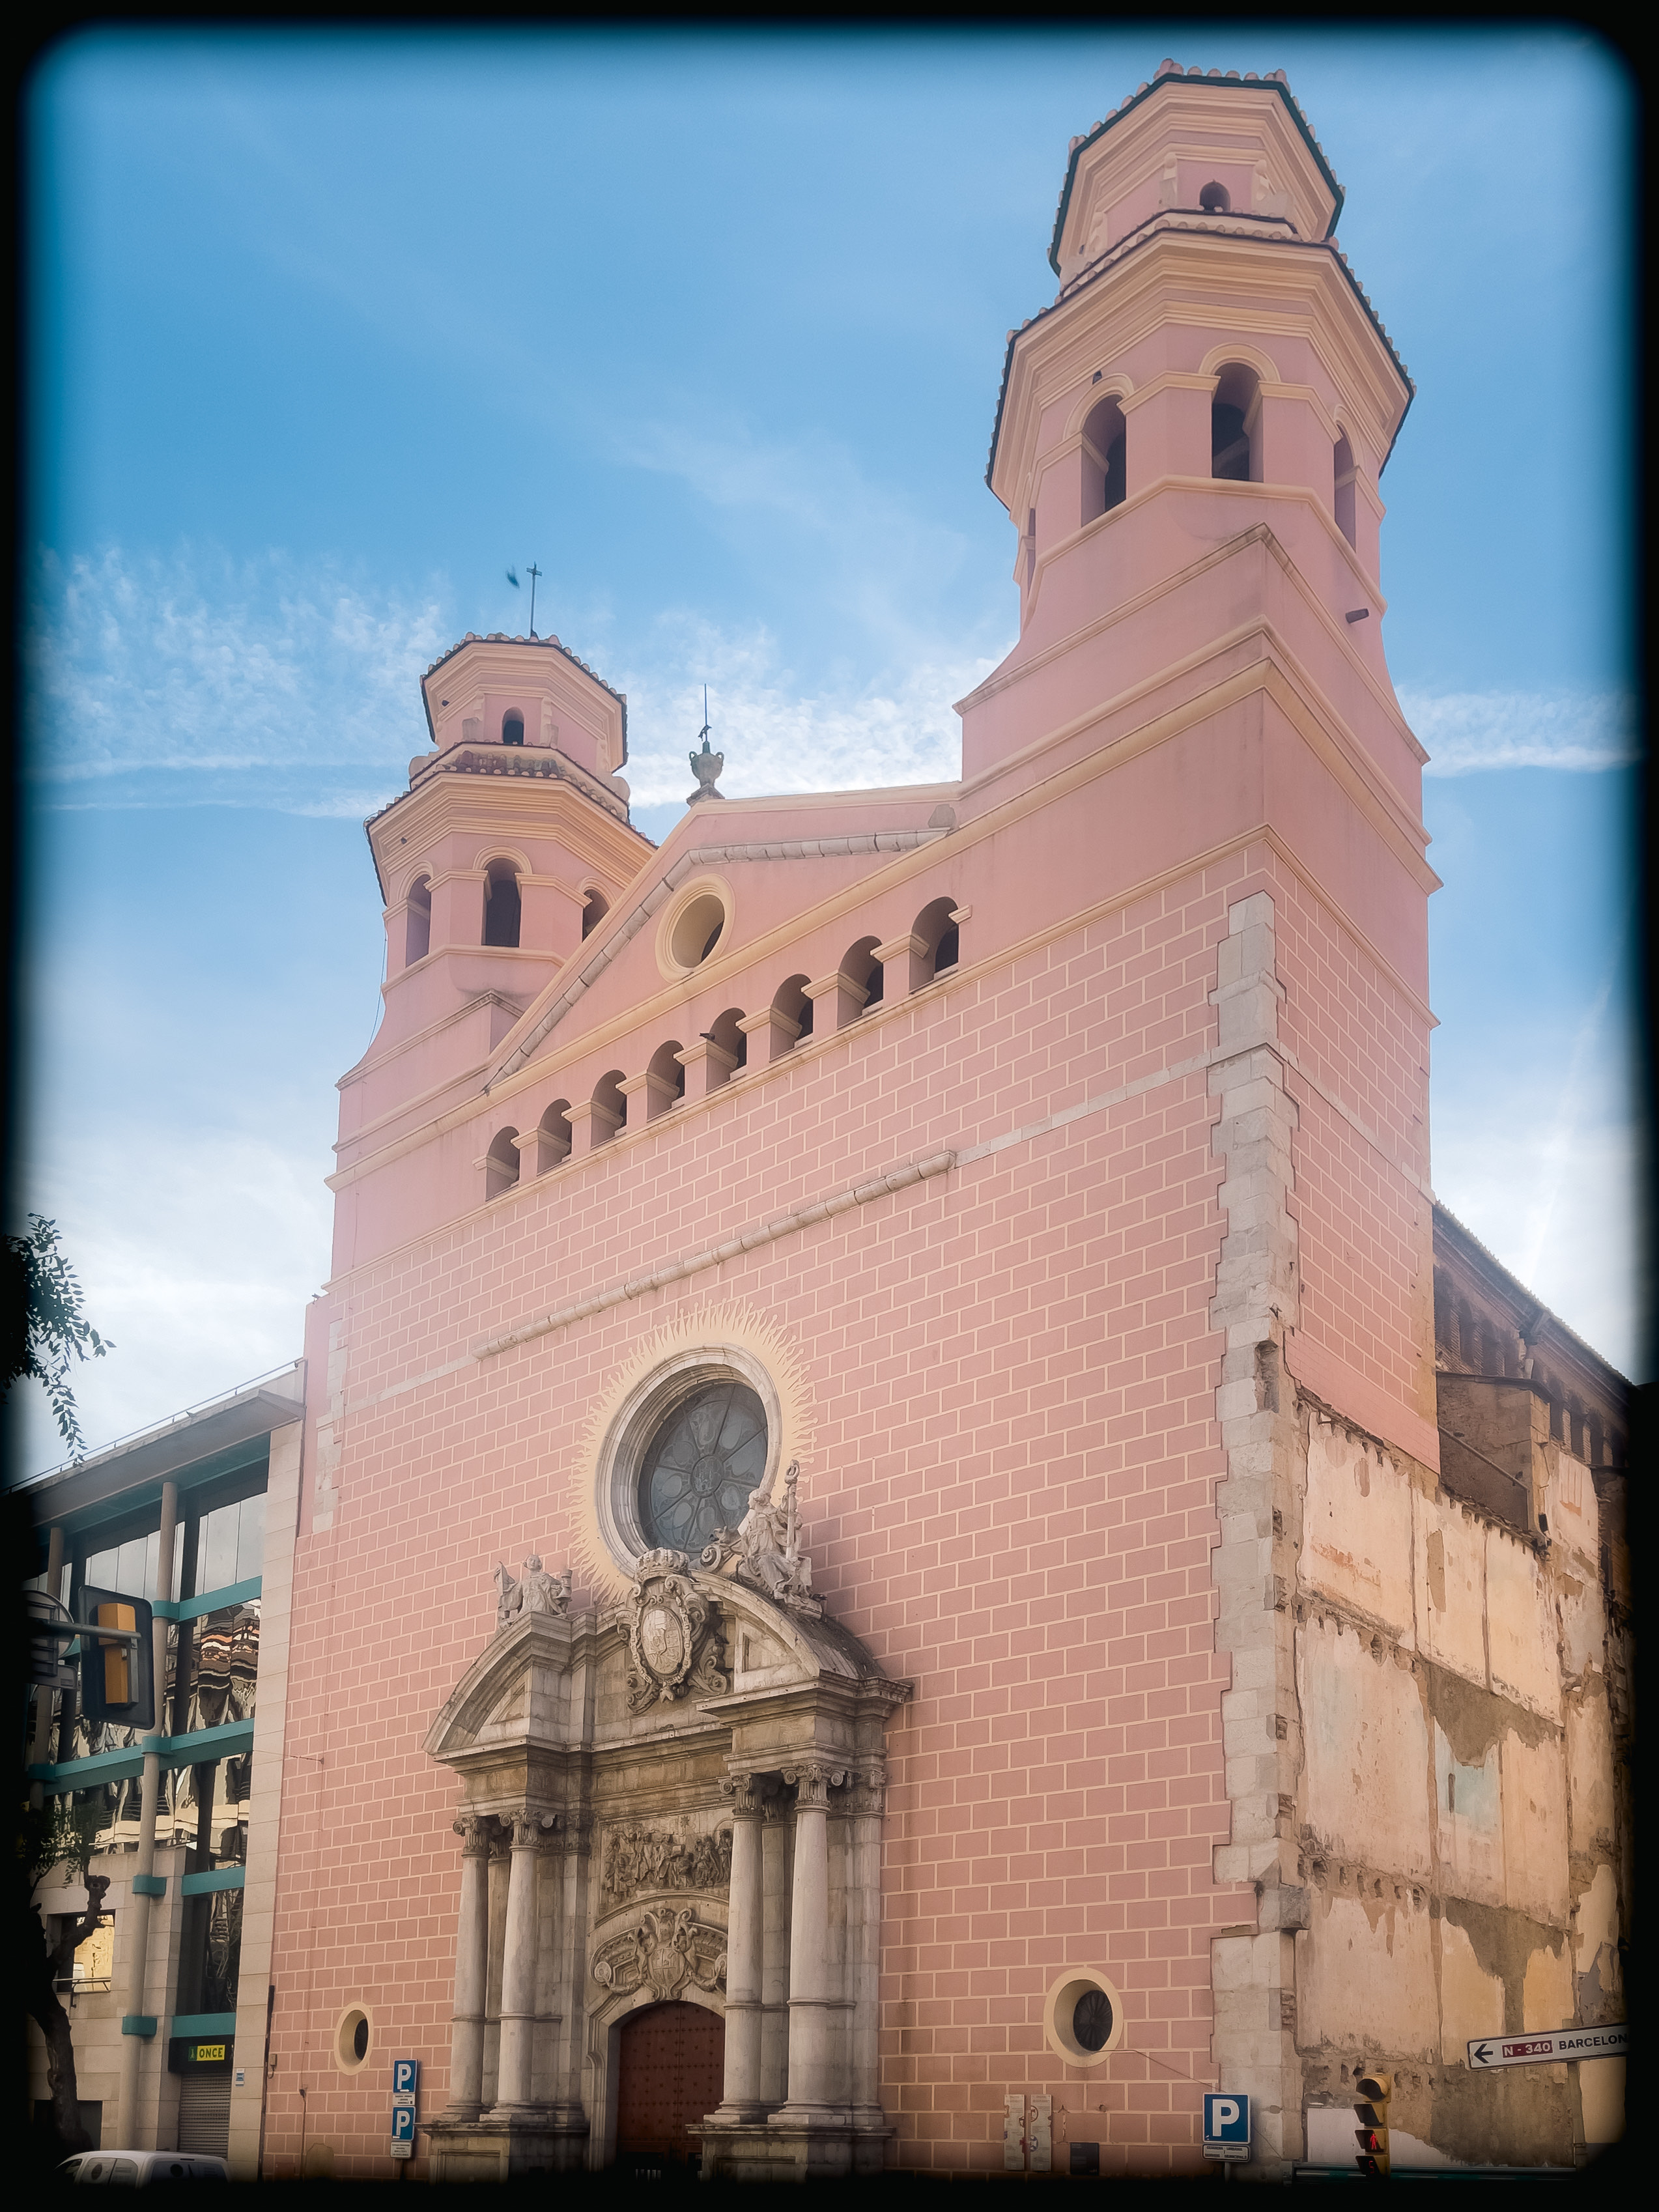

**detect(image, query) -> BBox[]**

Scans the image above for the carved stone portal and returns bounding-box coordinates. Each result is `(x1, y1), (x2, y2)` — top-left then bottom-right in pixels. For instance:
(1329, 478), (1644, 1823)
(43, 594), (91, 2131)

(423, 1555), (910, 2182)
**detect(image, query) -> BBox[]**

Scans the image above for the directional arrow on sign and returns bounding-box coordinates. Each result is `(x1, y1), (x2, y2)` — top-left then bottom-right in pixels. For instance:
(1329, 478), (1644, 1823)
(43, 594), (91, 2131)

(1467, 2024), (1628, 2070)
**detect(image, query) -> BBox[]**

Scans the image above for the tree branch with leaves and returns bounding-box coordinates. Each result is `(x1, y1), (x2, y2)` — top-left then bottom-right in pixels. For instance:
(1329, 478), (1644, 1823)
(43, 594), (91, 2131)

(3, 1215), (113, 1458)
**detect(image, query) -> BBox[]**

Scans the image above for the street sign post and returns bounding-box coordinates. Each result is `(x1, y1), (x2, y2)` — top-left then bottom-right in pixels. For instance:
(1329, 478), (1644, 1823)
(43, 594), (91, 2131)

(1203, 2093), (1251, 2162)
(391, 2058), (420, 2160)
(1467, 2024), (1627, 2071)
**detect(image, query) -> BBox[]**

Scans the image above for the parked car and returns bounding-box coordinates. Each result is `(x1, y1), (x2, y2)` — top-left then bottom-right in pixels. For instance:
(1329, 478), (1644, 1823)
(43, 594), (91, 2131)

(58, 2151), (227, 2183)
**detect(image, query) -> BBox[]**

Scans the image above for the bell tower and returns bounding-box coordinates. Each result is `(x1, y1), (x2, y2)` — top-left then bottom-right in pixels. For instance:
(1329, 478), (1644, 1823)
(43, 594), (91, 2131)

(964, 59), (1413, 784)
(959, 63), (1440, 2174)
(346, 631), (653, 1133)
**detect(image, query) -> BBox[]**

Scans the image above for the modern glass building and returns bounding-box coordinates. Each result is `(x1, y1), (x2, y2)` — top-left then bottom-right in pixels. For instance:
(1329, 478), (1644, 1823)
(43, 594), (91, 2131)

(23, 1364), (305, 2171)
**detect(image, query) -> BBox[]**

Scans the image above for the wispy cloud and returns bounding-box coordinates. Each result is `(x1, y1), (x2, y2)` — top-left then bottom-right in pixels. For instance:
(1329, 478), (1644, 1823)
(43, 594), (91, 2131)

(621, 412), (995, 665)
(614, 614), (996, 810)
(29, 545), (1002, 821)
(1404, 687), (1638, 774)
(27, 545), (451, 815)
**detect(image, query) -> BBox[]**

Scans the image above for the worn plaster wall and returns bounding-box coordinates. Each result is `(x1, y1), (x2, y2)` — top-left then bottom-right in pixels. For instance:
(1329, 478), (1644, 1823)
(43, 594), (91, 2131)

(1292, 1411), (1630, 2167)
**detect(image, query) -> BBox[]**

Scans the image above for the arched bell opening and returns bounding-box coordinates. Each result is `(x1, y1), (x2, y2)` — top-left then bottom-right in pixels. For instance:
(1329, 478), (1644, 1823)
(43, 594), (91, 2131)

(1081, 394), (1127, 522)
(1211, 362), (1260, 483)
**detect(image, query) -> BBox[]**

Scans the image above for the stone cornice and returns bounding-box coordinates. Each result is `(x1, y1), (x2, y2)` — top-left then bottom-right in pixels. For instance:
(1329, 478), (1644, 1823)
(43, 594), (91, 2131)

(990, 227), (1413, 517)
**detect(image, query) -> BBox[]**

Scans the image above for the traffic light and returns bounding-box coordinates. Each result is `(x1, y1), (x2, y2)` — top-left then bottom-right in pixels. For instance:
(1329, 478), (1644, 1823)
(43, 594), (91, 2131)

(78, 1585), (155, 1728)
(1353, 2068), (1391, 2177)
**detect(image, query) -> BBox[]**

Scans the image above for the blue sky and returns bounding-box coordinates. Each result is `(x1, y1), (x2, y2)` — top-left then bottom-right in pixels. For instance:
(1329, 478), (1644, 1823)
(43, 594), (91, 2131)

(10, 25), (1641, 1473)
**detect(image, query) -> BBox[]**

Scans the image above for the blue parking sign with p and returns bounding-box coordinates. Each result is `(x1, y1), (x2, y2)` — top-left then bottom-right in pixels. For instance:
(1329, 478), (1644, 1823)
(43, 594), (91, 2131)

(1204, 2093), (1250, 2161)
(391, 2106), (416, 2146)
(393, 2059), (419, 2097)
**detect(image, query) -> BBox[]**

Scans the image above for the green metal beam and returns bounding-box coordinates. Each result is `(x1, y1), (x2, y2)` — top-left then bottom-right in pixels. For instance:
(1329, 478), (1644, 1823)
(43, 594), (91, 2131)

(180, 1865), (246, 1896)
(154, 1576), (262, 1622)
(26, 1717), (256, 1793)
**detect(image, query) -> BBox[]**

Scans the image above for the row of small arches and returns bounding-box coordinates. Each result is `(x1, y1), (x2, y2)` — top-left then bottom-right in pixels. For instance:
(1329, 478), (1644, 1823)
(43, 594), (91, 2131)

(403, 870), (609, 961)
(483, 897), (961, 1198)
(1074, 363), (1359, 548)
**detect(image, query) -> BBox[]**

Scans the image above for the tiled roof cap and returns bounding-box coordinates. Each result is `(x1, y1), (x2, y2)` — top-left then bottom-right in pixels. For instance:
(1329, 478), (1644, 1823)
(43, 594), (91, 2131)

(421, 627), (627, 710)
(1049, 66), (1345, 276)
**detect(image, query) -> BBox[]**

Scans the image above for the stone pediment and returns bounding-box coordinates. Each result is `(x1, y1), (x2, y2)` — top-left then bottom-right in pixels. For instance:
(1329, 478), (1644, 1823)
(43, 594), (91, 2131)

(423, 1610), (578, 1765)
(426, 1564), (907, 1780)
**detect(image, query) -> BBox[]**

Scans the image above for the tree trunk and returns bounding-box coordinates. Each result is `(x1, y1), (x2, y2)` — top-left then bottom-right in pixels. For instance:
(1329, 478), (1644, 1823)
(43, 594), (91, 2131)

(27, 1873), (110, 2155)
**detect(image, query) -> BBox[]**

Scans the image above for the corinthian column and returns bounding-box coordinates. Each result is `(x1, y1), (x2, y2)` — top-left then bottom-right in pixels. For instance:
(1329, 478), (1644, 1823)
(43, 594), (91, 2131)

(778, 1763), (845, 2118)
(759, 1794), (793, 2105)
(490, 1811), (548, 2112)
(713, 1776), (767, 2121)
(847, 1766), (886, 2133)
(446, 1816), (492, 2119)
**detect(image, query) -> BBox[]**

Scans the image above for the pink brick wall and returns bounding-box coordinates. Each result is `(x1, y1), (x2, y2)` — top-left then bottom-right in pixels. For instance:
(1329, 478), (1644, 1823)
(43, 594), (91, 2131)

(265, 854), (1276, 2178)
(1268, 850), (1436, 1447)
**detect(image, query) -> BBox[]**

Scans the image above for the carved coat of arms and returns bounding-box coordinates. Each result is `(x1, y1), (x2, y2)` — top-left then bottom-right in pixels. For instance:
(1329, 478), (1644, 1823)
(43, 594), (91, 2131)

(625, 1550), (728, 1712)
(591, 1907), (727, 2001)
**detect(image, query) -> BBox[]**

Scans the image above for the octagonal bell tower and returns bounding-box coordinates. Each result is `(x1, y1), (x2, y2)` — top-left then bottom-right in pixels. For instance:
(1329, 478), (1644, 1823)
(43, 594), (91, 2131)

(965, 59), (1415, 787)
(346, 632), (654, 1137)
(959, 64), (1439, 2175)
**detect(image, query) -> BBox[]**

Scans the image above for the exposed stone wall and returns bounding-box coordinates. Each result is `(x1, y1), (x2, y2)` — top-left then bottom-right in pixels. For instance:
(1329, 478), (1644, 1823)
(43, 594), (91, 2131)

(1290, 1411), (1631, 2168)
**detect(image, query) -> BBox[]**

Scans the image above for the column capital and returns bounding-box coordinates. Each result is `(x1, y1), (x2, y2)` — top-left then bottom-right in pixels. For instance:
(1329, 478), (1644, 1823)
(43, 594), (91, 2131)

(720, 1770), (772, 1817)
(507, 1809), (560, 1850)
(782, 1761), (848, 1811)
(453, 1813), (494, 1857)
(845, 1763), (888, 1817)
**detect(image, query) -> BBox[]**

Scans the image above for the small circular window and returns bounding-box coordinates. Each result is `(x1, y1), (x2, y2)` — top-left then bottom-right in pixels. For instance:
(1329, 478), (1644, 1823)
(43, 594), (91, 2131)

(1042, 1968), (1124, 2067)
(638, 1382), (767, 1552)
(334, 2005), (372, 2073)
(668, 890), (728, 971)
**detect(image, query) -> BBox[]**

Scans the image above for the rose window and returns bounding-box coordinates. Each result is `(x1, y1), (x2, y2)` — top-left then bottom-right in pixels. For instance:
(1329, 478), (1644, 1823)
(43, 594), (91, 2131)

(638, 1382), (767, 1552)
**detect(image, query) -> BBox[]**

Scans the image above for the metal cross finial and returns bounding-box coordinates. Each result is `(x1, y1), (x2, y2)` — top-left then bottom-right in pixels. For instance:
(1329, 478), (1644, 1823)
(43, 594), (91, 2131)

(526, 563), (542, 639)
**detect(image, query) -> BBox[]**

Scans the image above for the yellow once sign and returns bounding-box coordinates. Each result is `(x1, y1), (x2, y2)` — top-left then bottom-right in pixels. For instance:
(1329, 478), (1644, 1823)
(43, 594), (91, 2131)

(194, 2044), (226, 2063)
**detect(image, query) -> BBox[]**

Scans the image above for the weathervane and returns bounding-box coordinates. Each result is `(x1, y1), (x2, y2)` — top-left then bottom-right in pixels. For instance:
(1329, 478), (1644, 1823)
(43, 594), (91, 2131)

(505, 562), (543, 638)
(687, 685), (724, 804)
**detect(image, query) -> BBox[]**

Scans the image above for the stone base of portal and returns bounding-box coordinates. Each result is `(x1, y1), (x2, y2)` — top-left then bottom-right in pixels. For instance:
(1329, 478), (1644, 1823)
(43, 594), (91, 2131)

(424, 2111), (588, 2181)
(693, 2116), (892, 2181)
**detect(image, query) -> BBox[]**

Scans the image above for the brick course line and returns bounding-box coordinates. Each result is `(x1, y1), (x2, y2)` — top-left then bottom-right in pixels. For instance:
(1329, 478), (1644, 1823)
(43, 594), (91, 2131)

(469, 1148), (958, 1361)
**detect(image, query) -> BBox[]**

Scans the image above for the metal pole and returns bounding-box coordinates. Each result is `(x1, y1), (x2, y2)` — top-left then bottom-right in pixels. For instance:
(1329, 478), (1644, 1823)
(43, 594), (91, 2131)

(28, 1525), (66, 1809)
(115, 1481), (177, 2148)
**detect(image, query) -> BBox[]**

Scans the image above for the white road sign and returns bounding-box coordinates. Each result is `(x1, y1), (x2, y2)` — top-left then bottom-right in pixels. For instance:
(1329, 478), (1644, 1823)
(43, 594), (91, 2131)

(1467, 2025), (1627, 2070)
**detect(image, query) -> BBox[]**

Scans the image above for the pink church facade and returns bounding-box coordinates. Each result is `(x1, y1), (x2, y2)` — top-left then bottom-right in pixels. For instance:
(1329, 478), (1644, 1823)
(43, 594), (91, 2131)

(253, 64), (1628, 2182)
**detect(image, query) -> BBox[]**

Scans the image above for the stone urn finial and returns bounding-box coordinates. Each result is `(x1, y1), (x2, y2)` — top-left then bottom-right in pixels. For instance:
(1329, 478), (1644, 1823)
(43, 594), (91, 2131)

(687, 685), (724, 804)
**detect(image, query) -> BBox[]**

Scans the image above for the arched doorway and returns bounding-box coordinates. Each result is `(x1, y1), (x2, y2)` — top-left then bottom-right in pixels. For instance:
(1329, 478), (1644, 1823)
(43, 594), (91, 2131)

(614, 2000), (725, 2179)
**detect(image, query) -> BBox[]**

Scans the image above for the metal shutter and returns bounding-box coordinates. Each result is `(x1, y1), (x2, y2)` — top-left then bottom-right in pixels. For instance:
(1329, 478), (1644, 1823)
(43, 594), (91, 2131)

(177, 2067), (233, 2157)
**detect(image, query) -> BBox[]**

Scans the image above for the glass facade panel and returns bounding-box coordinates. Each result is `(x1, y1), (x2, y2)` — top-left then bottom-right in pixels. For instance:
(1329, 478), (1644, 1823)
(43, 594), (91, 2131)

(234, 1491), (265, 1583)
(81, 1527), (171, 1600)
(198, 1503), (239, 1596)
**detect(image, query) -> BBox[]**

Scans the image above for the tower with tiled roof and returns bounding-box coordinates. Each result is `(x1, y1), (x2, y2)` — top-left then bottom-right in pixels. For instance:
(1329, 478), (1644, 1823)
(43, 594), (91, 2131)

(341, 634), (653, 1212)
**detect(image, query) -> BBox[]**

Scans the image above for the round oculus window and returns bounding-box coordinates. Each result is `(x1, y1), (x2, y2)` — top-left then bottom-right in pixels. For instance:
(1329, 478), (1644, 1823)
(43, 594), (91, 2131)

(638, 1382), (767, 1552)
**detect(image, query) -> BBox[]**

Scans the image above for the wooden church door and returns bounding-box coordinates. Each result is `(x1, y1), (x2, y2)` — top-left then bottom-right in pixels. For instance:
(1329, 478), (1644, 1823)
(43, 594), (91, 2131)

(614, 2001), (726, 2177)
